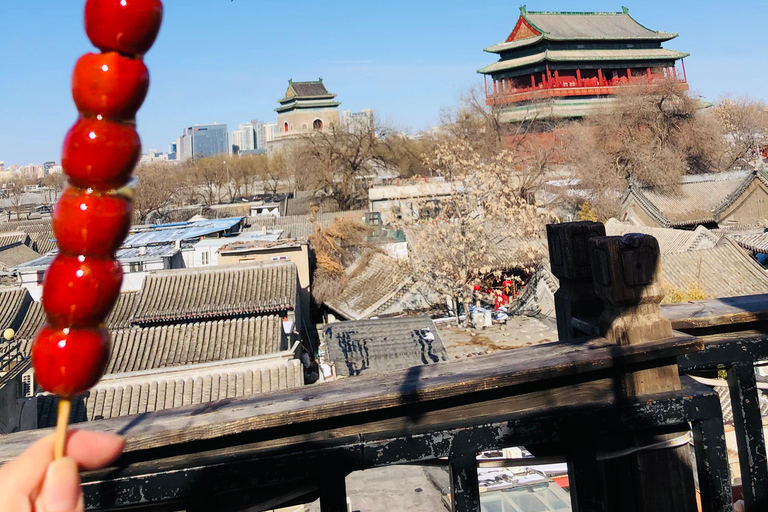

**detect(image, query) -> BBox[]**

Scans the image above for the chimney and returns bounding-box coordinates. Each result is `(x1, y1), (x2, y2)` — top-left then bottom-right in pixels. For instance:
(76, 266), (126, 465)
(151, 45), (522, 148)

(139, 246), (146, 256)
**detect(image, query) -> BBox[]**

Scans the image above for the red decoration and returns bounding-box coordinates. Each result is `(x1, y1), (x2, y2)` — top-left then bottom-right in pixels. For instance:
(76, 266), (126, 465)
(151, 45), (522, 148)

(72, 52), (149, 120)
(85, 0), (163, 56)
(53, 187), (132, 258)
(32, 326), (111, 397)
(42, 254), (123, 328)
(32, 0), (162, 402)
(61, 117), (141, 190)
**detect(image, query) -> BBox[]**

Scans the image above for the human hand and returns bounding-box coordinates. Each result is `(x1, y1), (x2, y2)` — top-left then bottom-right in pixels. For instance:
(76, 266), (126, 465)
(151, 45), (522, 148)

(0, 430), (124, 512)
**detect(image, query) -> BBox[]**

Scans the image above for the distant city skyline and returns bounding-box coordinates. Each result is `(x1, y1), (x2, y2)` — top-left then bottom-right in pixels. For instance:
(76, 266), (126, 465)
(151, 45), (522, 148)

(2, 0), (767, 166)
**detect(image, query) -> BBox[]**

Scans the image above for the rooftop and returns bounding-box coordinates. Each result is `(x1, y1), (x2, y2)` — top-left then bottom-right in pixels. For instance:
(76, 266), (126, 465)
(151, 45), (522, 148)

(484, 8), (678, 54)
(133, 261), (298, 325)
(605, 219), (720, 254)
(324, 316), (448, 377)
(325, 252), (437, 320)
(106, 315), (289, 374)
(123, 217), (243, 247)
(661, 238), (768, 299)
(37, 357), (303, 428)
(621, 170), (766, 228)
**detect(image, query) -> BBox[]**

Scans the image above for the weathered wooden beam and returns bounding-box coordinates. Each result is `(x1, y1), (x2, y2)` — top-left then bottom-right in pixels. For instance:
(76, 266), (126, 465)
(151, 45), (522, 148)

(71, 379), (722, 511)
(692, 416), (733, 512)
(589, 233), (698, 512)
(320, 471), (348, 512)
(727, 363), (768, 511)
(449, 446), (481, 512)
(547, 221), (606, 340)
(0, 333), (702, 464)
(662, 294), (768, 331)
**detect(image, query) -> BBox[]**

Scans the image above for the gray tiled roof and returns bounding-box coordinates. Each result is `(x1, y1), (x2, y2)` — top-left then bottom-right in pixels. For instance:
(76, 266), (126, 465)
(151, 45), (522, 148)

(0, 288), (32, 334)
(133, 262), (297, 325)
(288, 81), (332, 98)
(323, 316), (448, 377)
(661, 239), (768, 299)
(0, 220), (57, 254)
(621, 170), (761, 228)
(13, 293), (140, 355)
(38, 357), (303, 427)
(0, 232), (31, 249)
(14, 300), (44, 344)
(729, 233), (768, 254)
(605, 219), (719, 254)
(523, 11), (676, 40)
(107, 315), (287, 374)
(105, 292), (140, 330)
(0, 243), (43, 270)
(325, 252), (434, 320)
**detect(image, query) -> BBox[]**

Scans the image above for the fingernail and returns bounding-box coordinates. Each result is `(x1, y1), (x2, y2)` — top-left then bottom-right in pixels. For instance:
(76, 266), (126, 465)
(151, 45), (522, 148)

(42, 457), (81, 512)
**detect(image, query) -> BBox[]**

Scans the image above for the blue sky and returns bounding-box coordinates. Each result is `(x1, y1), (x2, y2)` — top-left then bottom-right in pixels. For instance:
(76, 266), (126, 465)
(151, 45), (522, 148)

(1, 0), (766, 166)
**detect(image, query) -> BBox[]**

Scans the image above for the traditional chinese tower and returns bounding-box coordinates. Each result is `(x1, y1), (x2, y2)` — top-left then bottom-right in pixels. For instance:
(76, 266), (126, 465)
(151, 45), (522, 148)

(478, 6), (689, 123)
(275, 78), (341, 138)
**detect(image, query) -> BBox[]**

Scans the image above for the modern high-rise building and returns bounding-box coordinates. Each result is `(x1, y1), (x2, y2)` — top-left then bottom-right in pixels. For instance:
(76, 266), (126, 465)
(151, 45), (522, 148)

(262, 123), (278, 145)
(341, 109), (374, 134)
(250, 120), (266, 150)
(232, 123), (256, 153)
(178, 123), (229, 161)
(168, 142), (178, 161)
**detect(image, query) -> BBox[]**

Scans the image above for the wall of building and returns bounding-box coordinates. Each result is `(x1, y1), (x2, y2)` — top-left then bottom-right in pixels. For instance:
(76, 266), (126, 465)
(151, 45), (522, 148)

(620, 198), (664, 227)
(0, 366), (37, 433)
(218, 245), (312, 327)
(276, 107), (340, 138)
(718, 181), (768, 227)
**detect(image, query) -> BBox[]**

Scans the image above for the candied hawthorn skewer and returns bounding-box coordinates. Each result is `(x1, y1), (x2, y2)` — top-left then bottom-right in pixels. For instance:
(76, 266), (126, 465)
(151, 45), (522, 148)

(31, 0), (163, 460)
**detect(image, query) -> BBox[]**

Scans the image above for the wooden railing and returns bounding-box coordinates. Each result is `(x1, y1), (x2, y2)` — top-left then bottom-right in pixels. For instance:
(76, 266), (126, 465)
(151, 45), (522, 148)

(2, 220), (768, 512)
(485, 77), (689, 106)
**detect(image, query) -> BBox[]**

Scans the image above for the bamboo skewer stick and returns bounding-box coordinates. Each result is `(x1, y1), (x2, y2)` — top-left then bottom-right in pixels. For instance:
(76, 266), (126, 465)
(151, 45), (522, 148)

(54, 398), (71, 459)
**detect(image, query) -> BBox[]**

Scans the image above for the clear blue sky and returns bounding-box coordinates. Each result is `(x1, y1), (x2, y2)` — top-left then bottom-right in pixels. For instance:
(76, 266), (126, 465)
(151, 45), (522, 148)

(1, 1), (766, 166)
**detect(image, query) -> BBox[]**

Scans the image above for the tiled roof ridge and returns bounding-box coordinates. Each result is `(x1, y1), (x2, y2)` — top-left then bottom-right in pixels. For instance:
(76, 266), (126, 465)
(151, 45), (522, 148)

(713, 170), (768, 218)
(148, 259), (296, 277)
(621, 182), (671, 227)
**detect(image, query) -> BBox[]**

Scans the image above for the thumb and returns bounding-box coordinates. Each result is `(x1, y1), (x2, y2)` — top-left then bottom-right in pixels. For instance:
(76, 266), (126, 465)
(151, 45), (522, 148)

(37, 457), (84, 512)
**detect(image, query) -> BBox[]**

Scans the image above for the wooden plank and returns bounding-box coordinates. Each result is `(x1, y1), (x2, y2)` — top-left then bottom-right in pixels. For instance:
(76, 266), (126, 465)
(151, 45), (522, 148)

(73, 380), (719, 511)
(0, 334), (701, 463)
(662, 294), (768, 330)
(727, 363), (768, 511)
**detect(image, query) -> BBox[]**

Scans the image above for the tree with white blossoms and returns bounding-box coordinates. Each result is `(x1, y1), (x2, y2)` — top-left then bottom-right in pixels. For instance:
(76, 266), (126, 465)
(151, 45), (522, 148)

(406, 139), (551, 325)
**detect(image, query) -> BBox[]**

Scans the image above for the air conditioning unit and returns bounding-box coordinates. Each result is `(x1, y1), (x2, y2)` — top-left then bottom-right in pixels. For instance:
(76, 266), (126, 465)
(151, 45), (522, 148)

(21, 370), (34, 398)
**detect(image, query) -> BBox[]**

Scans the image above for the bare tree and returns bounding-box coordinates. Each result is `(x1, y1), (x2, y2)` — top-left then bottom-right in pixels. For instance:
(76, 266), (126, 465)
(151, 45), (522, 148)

(133, 164), (179, 224)
(293, 123), (391, 210)
(564, 78), (726, 218)
(710, 97), (768, 170)
(405, 140), (551, 325)
(184, 157), (227, 206)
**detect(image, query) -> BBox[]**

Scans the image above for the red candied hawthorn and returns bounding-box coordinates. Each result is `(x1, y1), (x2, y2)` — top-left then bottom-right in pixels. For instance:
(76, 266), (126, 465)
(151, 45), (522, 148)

(32, 325), (111, 397)
(62, 117), (141, 190)
(72, 52), (149, 120)
(85, 0), (163, 56)
(42, 254), (123, 328)
(53, 187), (132, 258)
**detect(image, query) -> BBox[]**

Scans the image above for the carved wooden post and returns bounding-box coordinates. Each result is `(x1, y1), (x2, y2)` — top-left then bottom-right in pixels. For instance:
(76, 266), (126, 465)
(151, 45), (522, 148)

(547, 221), (605, 340)
(589, 234), (697, 512)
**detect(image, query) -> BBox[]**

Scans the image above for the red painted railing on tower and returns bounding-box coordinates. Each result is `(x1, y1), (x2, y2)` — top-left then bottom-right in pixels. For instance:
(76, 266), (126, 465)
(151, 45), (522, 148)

(485, 74), (688, 106)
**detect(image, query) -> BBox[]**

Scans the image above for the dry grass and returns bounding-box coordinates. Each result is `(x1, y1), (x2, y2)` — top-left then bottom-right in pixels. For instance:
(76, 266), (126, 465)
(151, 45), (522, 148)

(662, 283), (709, 304)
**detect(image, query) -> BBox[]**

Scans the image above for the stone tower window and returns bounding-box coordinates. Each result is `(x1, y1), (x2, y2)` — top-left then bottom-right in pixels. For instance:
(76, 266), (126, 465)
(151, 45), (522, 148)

(313, 119), (323, 131)
(284, 122), (289, 133)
